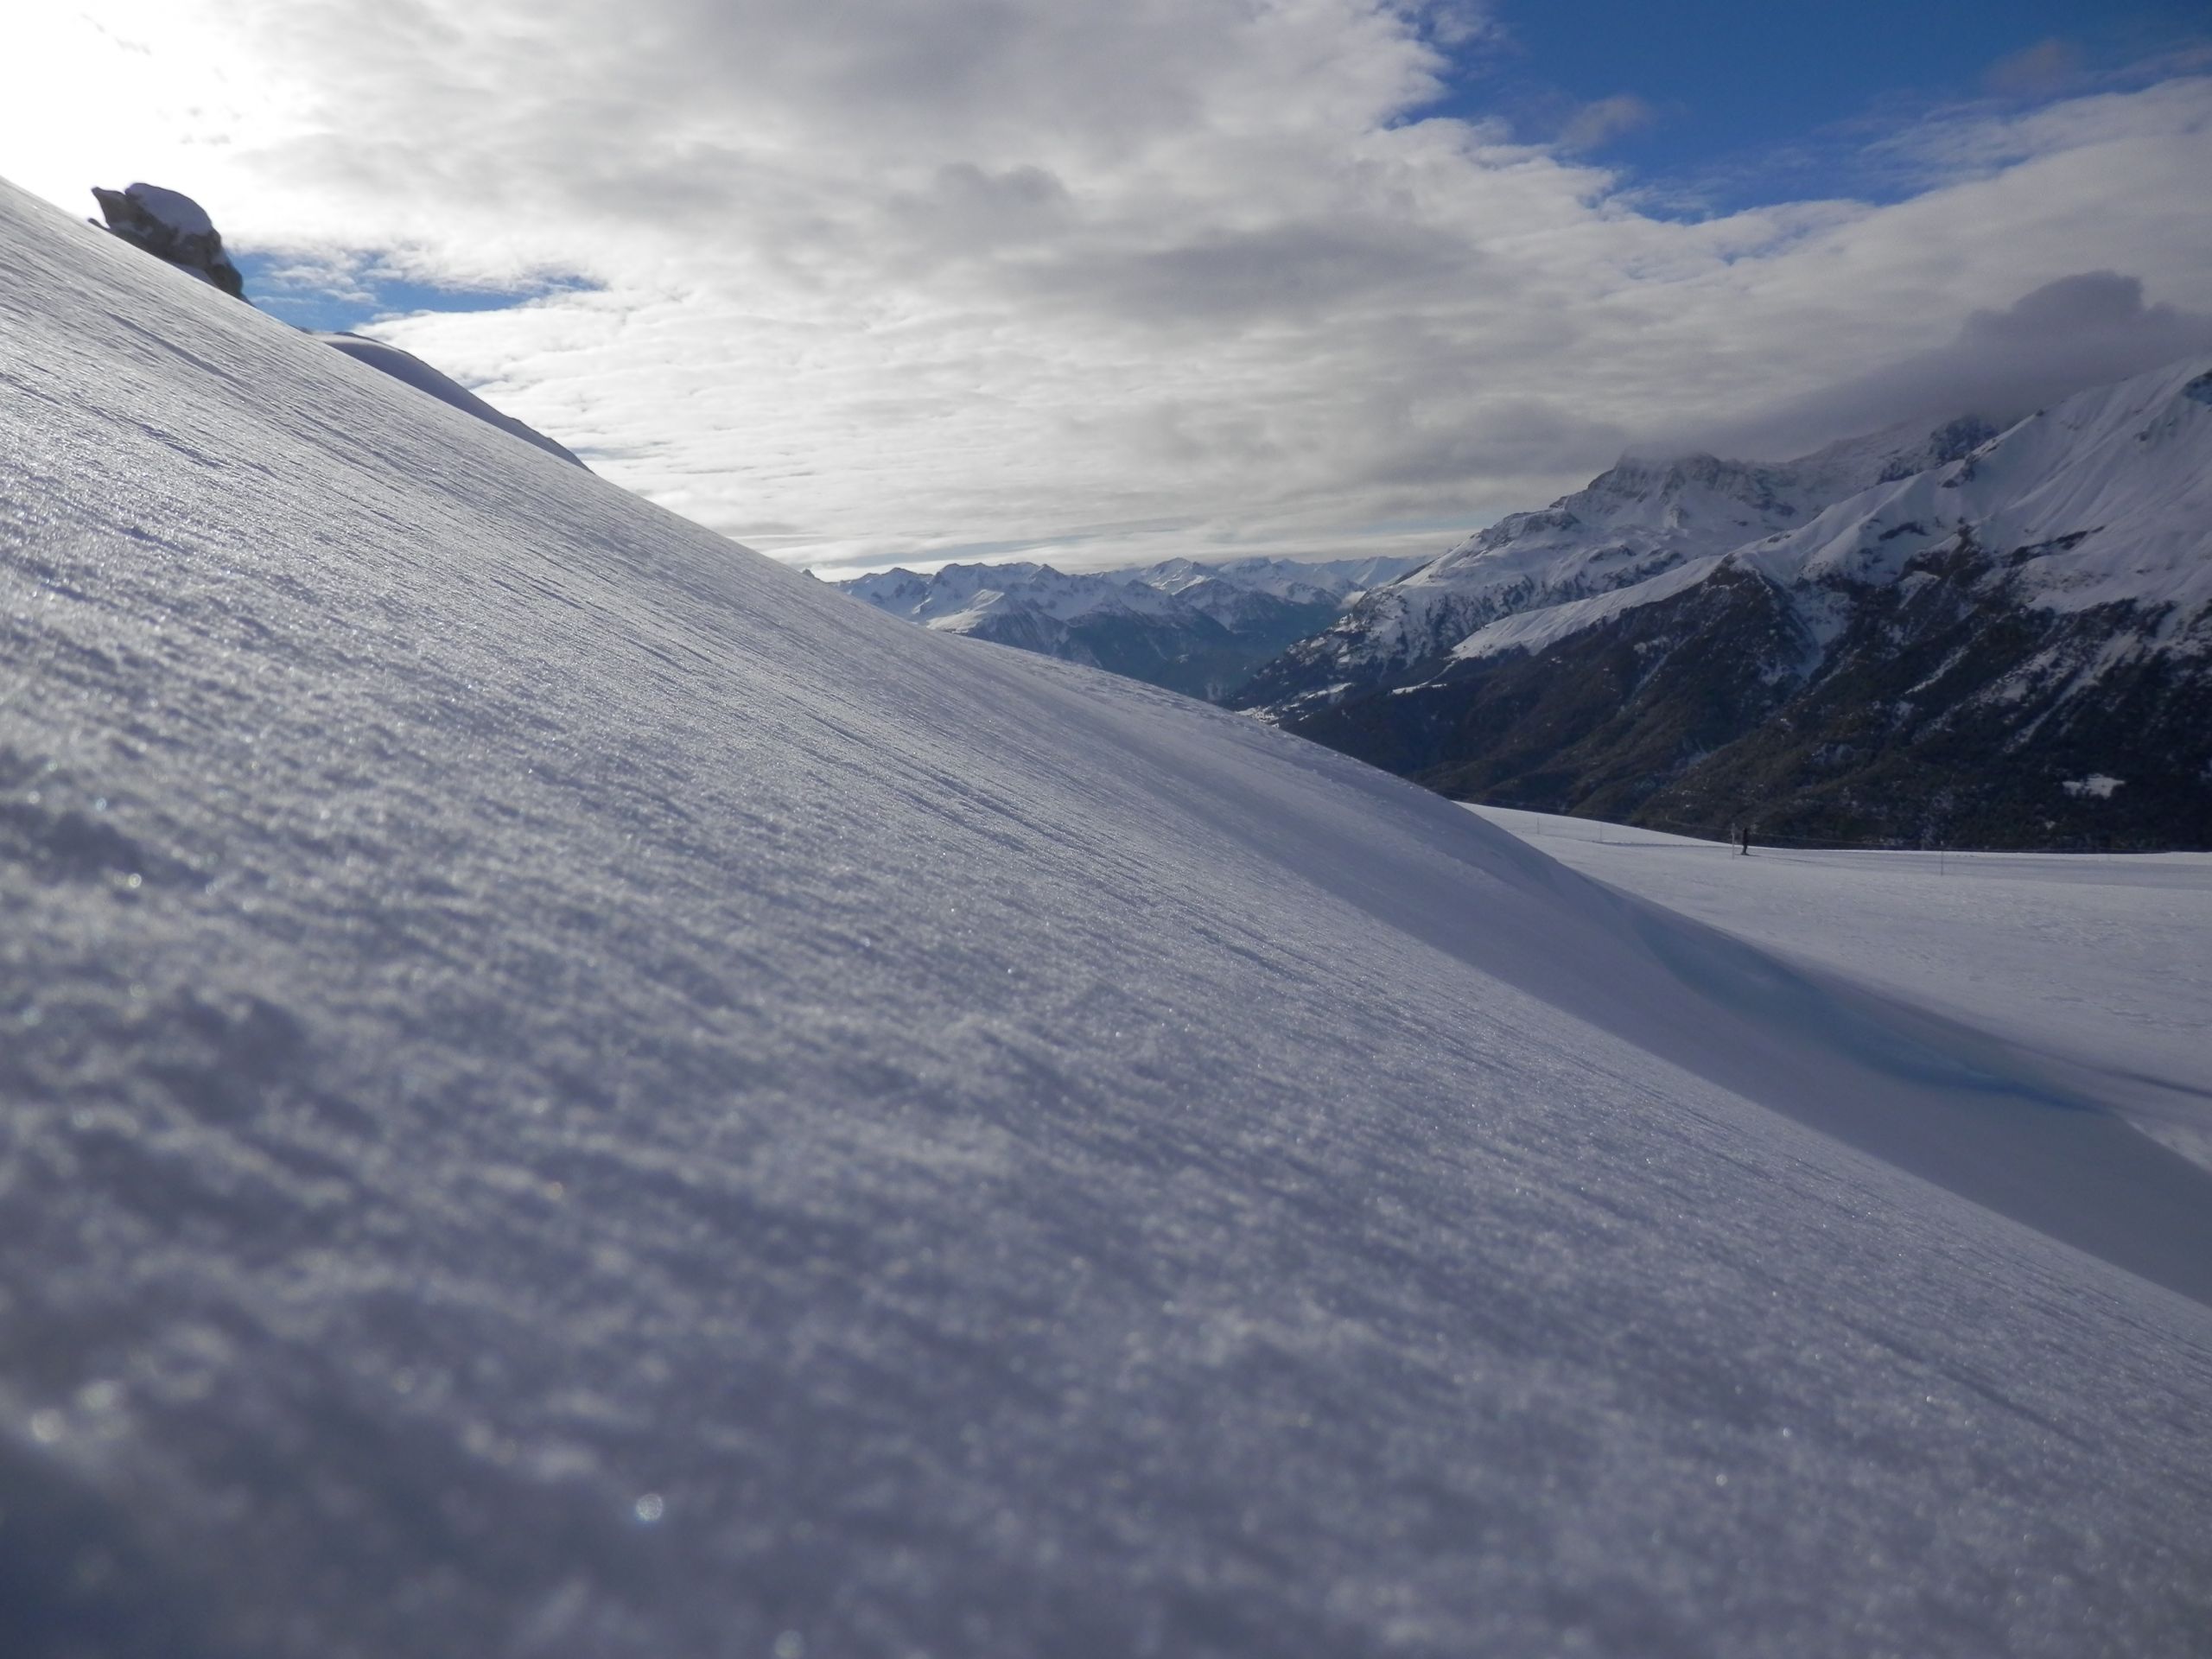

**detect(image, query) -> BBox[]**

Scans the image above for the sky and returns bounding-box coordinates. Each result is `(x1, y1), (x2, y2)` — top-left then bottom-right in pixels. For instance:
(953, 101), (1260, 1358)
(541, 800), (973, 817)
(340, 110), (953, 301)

(4, 2), (2209, 575)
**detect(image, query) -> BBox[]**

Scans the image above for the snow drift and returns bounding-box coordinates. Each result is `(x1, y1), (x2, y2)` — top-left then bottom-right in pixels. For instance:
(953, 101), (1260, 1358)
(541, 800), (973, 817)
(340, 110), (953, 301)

(4, 179), (2212, 1657)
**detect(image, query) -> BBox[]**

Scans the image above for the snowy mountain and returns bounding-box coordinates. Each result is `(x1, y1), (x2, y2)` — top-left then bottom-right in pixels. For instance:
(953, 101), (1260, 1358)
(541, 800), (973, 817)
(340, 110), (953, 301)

(8, 175), (2212, 1658)
(1239, 377), (2212, 847)
(838, 553), (1424, 701)
(1235, 419), (1997, 715)
(1136, 552), (1425, 614)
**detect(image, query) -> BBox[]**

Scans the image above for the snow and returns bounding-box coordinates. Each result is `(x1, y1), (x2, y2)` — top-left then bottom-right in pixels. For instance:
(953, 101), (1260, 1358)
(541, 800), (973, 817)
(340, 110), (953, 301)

(118, 182), (215, 241)
(313, 332), (586, 468)
(1353, 364), (2212, 686)
(839, 554), (1425, 641)
(1251, 427), (1995, 705)
(1453, 552), (1724, 660)
(842, 560), (1187, 626)
(1732, 358), (2212, 626)
(1472, 806), (2212, 1169)
(2063, 773), (2126, 799)
(6, 177), (2212, 1657)
(1382, 440), (1948, 662)
(1132, 554), (1427, 607)
(1448, 357), (2212, 671)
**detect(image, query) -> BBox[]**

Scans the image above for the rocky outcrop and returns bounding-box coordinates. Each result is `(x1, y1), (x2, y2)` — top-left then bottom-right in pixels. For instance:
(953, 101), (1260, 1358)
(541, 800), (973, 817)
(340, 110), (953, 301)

(91, 183), (245, 299)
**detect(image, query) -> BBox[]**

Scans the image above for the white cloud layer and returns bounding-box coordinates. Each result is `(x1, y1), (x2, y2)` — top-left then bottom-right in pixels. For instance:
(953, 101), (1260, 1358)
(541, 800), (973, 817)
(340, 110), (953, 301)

(5, 3), (2210, 570)
(1682, 270), (2212, 460)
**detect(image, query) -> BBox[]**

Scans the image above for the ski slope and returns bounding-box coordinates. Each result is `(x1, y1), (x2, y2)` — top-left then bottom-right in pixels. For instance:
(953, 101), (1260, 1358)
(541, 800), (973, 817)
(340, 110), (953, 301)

(1472, 807), (2212, 1168)
(5, 179), (2212, 1657)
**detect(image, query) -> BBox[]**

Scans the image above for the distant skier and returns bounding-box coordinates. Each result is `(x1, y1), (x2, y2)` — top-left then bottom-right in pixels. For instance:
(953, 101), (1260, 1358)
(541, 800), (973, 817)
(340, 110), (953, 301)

(1738, 822), (1752, 856)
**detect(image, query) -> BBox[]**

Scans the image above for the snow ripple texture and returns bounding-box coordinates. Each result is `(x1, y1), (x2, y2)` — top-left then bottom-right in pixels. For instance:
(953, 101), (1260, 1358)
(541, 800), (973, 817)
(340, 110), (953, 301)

(3, 181), (2210, 1658)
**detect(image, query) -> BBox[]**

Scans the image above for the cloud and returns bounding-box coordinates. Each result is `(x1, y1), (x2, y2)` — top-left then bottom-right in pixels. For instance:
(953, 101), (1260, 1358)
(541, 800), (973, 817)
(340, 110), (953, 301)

(1673, 273), (2212, 461)
(3, 5), (2210, 570)
(1557, 94), (1657, 153)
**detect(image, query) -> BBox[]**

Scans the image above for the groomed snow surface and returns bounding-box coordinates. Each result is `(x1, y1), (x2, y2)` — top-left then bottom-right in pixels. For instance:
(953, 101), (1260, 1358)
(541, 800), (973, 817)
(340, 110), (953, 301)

(4, 179), (2212, 1657)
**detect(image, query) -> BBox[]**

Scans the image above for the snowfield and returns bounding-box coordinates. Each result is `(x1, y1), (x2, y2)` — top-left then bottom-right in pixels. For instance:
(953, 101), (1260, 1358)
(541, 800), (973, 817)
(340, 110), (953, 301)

(1471, 809), (2212, 1173)
(4, 178), (2212, 1658)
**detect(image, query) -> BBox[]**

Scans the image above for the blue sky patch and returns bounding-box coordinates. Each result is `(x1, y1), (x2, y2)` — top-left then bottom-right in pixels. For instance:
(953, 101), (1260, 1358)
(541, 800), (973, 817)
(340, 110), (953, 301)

(234, 251), (596, 333)
(1421, 1), (2209, 215)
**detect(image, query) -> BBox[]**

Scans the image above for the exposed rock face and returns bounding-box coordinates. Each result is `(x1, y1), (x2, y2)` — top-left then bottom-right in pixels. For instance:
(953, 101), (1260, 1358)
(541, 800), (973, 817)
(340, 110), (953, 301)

(92, 183), (245, 299)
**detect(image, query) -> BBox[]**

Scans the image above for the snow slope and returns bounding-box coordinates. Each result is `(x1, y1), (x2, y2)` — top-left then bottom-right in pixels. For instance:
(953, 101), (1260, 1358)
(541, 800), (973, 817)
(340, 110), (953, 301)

(1472, 808), (2212, 1168)
(5, 179), (2212, 1657)
(313, 332), (586, 468)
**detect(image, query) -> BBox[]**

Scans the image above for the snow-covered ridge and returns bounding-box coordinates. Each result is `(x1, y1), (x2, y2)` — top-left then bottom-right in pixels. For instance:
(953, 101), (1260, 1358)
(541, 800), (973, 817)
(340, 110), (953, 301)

(837, 552), (1427, 700)
(1451, 357), (2212, 664)
(8, 176), (2212, 1656)
(842, 559), (1193, 628)
(1406, 417), (2001, 635)
(842, 551), (1424, 630)
(1235, 359), (2210, 848)
(1233, 417), (1996, 714)
(1136, 552), (1424, 604)
(1745, 358), (2212, 619)
(315, 333), (586, 468)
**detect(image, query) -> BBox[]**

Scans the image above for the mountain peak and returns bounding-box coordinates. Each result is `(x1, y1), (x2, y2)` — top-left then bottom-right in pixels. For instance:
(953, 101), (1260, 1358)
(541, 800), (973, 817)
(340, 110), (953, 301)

(1240, 354), (2212, 848)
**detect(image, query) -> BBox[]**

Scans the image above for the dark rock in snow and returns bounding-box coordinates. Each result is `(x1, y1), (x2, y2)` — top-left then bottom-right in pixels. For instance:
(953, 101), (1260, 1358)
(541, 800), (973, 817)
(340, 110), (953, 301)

(92, 183), (245, 300)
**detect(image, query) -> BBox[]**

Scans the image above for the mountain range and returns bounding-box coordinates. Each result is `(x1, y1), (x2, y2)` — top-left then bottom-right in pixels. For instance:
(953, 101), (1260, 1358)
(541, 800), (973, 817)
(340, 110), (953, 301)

(836, 553), (1426, 700)
(1232, 369), (2212, 849)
